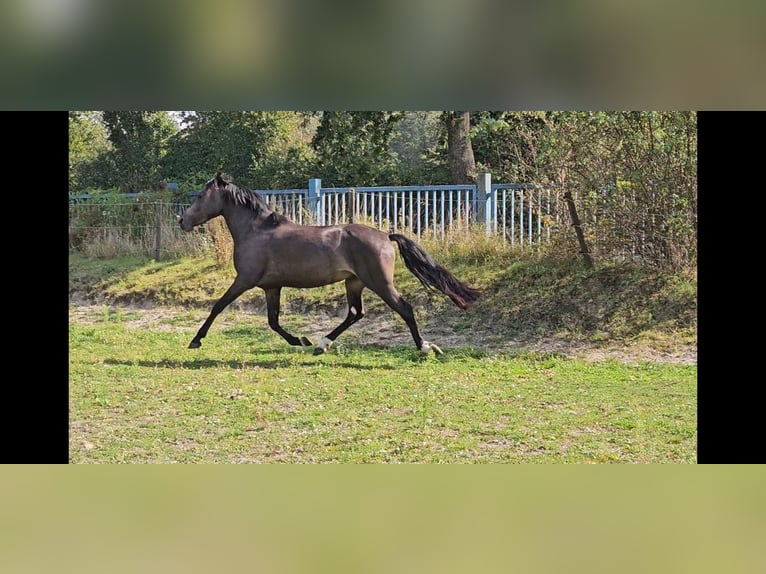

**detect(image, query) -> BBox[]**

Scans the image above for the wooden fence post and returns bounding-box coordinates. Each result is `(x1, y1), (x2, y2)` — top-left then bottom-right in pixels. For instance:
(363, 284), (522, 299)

(154, 201), (162, 261)
(563, 190), (593, 268)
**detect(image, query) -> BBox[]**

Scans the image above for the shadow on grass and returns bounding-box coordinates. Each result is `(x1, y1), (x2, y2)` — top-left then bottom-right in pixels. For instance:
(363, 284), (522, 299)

(103, 356), (398, 371)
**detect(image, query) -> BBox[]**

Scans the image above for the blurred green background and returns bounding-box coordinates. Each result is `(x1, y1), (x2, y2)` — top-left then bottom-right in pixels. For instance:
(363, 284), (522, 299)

(2, 466), (764, 573)
(2, 0), (764, 109)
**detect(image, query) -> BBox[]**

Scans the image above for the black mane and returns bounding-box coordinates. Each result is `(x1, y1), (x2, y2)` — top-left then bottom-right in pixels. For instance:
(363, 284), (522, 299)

(221, 181), (289, 226)
(224, 182), (269, 212)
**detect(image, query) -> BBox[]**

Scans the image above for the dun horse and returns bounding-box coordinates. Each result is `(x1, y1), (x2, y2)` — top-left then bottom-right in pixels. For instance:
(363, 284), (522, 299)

(179, 173), (480, 355)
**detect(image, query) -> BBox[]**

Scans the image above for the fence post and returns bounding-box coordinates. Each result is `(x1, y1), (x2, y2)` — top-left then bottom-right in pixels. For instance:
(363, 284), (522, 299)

(563, 189), (594, 269)
(308, 178), (322, 224)
(477, 171), (492, 236)
(154, 201), (162, 261)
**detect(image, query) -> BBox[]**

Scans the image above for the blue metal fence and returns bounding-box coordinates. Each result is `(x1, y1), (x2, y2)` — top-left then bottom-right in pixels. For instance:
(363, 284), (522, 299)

(250, 176), (560, 245)
(490, 184), (558, 246)
(313, 183), (478, 239)
(69, 174), (561, 247)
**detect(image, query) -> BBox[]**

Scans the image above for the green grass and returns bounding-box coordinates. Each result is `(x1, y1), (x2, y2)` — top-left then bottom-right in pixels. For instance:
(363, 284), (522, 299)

(69, 313), (696, 463)
(69, 243), (697, 349)
(69, 238), (696, 463)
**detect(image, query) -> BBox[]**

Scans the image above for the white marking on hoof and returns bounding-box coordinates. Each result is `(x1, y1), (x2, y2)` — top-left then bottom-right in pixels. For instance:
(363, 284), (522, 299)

(420, 341), (444, 355)
(316, 336), (334, 353)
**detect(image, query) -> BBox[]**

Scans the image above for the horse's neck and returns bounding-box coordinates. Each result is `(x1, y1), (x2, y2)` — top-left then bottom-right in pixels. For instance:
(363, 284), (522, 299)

(222, 203), (276, 241)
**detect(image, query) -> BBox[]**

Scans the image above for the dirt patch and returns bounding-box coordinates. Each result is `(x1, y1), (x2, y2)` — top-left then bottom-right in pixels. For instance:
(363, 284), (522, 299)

(69, 302), (696, 365)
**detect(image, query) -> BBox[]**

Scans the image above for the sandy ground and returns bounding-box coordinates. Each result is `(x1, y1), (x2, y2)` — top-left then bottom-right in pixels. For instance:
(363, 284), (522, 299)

(69, 302), (696, 365)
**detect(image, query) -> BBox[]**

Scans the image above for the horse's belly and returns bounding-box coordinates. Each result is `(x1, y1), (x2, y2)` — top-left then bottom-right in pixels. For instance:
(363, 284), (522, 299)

(261, 267), (353, 289)
(285, 273), (350, 288)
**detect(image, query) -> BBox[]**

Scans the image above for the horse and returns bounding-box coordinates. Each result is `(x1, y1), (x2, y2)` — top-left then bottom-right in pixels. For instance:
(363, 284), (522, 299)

(178, 173), (481, 356)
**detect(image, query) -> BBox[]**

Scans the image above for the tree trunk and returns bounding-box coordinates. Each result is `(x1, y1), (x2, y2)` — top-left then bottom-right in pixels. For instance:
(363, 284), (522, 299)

(446, 112), (477, 185)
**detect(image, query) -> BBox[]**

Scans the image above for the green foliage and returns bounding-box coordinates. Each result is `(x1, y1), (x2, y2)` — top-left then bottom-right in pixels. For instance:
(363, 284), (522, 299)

(101, 111), (178, 193)
(69, 110), (697, 267)
(469, 111), (697, 268)
(252, 144), (315, 189)
(68, 111), (112, 192)
(470, 111), (548, 182)
(159, 111), (303, 191)
(312, 111), (405, 186)
(389, 111), (449, 184)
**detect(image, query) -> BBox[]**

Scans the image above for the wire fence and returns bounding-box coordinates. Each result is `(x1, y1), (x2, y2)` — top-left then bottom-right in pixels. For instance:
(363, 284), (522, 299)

(69, 180), (696, 268)
(68, 200), (206, 259)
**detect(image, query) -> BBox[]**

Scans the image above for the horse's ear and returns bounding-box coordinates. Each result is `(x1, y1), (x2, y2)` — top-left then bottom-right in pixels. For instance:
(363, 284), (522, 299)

(215, 172), (233, 187)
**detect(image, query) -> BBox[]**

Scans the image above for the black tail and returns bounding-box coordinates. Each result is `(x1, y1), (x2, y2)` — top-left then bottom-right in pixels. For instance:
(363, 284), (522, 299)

(389, 234), (481, 310)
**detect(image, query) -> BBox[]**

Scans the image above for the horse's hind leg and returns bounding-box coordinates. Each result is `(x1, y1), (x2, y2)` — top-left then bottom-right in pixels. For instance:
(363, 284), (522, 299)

(313, 278), (365, 355)
(265, 288), (313, 347)
(370, 282), (443, 355)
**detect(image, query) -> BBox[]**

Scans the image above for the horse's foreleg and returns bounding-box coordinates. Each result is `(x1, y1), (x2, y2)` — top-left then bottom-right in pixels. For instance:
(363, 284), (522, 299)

(265, 288), (313, 347)
(313, 278), (365, 355)
(189, 278), (250, 348)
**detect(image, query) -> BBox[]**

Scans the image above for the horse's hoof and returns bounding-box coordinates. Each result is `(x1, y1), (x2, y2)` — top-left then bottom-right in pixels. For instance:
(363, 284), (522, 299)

(313, 336), (333, 355)
(300, 337), (313, 346)
(420, 341), (443, 355)
(188, 340), (201, 349)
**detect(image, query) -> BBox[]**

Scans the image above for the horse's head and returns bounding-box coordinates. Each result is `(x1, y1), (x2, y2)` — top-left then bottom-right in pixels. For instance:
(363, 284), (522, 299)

(179, 172), (230, 231)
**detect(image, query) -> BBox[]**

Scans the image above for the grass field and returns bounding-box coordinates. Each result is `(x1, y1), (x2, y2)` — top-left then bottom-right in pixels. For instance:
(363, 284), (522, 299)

(69, 238), (696, 463)
(69, 308), (696, 463)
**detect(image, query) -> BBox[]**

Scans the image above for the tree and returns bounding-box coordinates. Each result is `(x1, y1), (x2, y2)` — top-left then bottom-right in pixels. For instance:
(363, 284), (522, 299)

(389, 111), (447, 184)
(311, 111), (404, 186)
(444, 111), (477, 185)
(68, 111), (111, 192)
(465, 111), (697, 268)
(530, 111), (696, 268)
(470, 111), (549, 183)
(159, 111), (301, 191)
(102, 111), (177, 193)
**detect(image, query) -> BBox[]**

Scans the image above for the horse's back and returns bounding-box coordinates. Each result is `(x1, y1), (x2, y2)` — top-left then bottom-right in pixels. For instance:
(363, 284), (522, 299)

(291, 223), (396, 278)
(340, 224), (394, 255)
